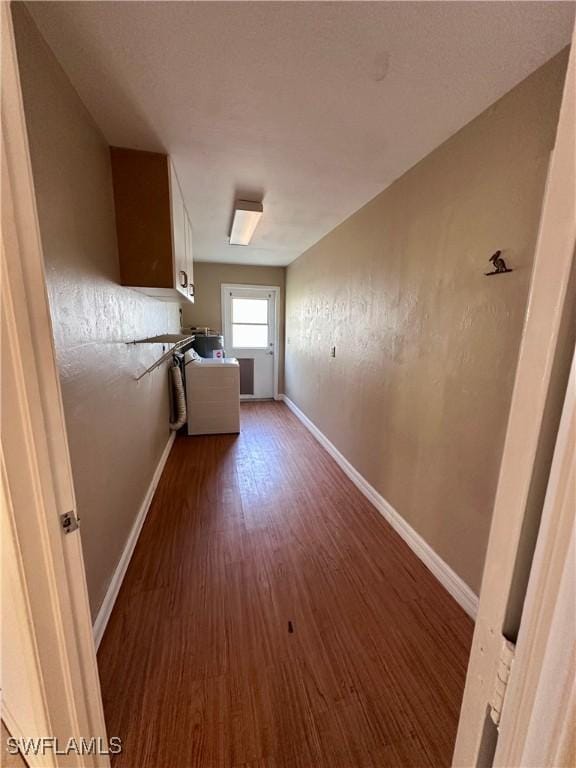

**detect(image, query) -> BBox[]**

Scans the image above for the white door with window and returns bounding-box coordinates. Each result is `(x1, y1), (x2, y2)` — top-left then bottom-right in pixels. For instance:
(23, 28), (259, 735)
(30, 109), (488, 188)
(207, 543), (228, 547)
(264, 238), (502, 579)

(222, 284), (278, 400)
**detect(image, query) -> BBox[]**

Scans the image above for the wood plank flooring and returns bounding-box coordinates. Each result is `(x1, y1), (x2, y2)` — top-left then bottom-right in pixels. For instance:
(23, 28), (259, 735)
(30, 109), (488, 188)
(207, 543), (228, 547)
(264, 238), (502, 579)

(98, 402), (473, 767)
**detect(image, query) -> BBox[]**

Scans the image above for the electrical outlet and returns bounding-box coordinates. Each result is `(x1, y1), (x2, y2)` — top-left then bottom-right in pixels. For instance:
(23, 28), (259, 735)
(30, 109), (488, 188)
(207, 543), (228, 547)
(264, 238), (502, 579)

(330, 346), (336, 358)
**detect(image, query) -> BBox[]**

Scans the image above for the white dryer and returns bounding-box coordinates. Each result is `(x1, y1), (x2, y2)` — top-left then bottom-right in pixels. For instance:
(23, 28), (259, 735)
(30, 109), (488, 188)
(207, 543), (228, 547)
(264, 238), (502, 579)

(184, 351), (240, 435)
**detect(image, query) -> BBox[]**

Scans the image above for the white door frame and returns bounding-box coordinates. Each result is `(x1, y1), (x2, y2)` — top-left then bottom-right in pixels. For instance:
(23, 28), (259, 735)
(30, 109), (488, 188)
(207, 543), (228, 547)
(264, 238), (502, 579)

(1, 4), (109, 766)
(221, 283), (281, 400)
(453, 27), (575, 768)
(495, 347), (575, 768)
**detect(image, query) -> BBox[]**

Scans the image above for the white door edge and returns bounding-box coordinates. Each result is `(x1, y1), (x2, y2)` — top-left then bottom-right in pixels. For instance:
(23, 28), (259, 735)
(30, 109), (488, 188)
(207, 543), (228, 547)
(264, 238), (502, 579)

(453, 25), (576, 767)
(1, 4), (110, 765)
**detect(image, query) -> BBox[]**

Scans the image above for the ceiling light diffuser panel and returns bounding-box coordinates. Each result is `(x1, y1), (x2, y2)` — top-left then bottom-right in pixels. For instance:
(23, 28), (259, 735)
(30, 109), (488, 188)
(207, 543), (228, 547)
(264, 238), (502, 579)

(229, 201), (263, 245)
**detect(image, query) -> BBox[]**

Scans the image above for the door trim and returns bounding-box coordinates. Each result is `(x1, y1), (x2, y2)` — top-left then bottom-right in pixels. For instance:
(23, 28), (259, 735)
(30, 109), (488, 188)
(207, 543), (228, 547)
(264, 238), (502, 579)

(453, 28), (575, 767)
(1, 4), (109, 764)
(495, 347), (575, 767)
(221, 283), (281, 401)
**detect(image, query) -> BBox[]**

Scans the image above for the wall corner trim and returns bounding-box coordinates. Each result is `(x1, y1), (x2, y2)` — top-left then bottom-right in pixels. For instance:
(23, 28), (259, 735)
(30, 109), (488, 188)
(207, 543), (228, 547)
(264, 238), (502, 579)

(279, 395), (479, 619)
(93, 431), (176, 649)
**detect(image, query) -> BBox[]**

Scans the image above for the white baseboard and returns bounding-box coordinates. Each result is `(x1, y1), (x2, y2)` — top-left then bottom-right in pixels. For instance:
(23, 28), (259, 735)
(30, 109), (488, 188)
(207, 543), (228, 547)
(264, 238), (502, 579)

(280, 395), (479, 619)
(93, 432), (176, 648)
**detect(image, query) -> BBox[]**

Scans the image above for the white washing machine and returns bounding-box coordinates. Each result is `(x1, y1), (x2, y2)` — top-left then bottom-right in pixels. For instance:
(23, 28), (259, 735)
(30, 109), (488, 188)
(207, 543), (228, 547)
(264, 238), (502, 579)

(184, 351), (240, 435)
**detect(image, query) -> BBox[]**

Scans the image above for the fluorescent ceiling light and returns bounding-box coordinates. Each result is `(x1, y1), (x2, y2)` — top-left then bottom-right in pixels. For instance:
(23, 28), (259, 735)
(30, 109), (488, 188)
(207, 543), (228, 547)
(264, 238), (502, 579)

(229, 200), (263, 246)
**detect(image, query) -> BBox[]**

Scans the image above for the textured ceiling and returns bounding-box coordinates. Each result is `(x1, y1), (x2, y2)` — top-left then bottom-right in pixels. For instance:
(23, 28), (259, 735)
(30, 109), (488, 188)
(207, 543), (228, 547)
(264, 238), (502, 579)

(27, 1), (574, 266)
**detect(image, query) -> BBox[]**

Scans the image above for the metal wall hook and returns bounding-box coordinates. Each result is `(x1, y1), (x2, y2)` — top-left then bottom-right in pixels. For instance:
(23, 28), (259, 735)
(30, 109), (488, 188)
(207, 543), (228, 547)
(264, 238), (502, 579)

(485, 250), (513, 276)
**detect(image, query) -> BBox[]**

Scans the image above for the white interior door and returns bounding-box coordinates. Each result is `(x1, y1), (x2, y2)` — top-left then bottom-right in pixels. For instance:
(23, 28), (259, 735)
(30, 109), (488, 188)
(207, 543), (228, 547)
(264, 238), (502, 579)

(222, 285), (278, 399)
(453, 26), (575, 768)
(2, 4), (109, 763)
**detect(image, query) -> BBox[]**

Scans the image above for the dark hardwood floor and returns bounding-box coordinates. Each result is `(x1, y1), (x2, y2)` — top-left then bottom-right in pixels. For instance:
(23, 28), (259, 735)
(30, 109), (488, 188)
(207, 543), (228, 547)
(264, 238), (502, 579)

(98, 401), (473, 767)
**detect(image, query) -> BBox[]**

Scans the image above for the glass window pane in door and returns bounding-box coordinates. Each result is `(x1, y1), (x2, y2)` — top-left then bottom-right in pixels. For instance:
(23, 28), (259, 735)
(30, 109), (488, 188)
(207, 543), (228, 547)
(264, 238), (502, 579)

(232, 324), (268, 348)
(232, 298), (268, 324)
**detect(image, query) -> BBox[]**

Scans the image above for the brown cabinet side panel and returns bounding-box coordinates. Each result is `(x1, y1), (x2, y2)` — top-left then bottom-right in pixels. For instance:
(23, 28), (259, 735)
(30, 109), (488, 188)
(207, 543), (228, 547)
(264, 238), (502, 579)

(110, 147), (173, 288)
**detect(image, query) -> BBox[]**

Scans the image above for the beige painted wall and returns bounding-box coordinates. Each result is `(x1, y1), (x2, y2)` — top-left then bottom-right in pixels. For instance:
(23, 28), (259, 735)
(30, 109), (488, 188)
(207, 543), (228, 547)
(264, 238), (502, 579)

(182, 261), (286, 392)
(285, 51), (568, 594)
(13, 6), (181, 620)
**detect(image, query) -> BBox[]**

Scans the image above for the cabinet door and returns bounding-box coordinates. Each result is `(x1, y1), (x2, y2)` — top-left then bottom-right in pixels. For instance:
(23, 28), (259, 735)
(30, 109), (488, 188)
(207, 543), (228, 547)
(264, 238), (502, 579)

(110, 148), (174, 289)
(169, 163), (188, 299)
(184, 211), (195, 302)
